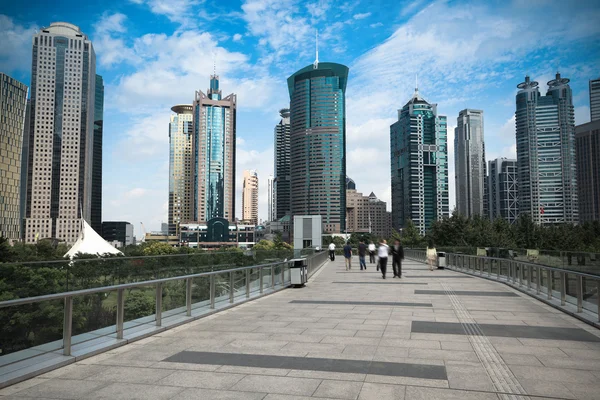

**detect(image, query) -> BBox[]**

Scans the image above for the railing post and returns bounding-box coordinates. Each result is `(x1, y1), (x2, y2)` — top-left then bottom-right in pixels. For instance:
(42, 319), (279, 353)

(259, 266), (264, 294)
(229, 271), (234, 303)
(497, 260), (500, 279)
(271, 266), (275, 288)
(116, 289), (124, 339)
(528, 265), (532, 290)
(519, 264), (523, 286)
(577, 275), (583, 313)
(186, 278), (192, 317)
(536, 266), (541, 295)
(547, 270), (552, 300)
(210, 274), (215, 309)
(281, 262), (285, 285)
(246, 269), (250, 298)
(597, 281), (600, 322)
(63, 296), (73, 356)
(155, 283), (162, 326)
(560, 272), (566, 306)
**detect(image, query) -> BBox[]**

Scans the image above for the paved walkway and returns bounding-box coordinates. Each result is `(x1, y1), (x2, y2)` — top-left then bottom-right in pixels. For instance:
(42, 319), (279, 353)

(2, 258), (600, 400)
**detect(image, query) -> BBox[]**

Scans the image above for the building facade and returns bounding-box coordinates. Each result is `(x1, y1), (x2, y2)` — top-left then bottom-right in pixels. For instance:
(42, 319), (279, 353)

(179, 219), (256, 249)
(515, 74), (578, 225)
(267, 175), (275, 222)
(487, 158), (518, 224)
(287, 62), (349, 234)
(101, 221), (134, 247)
(455, 109), (486, 217)
(590, 78), (600, 122)
(193, 76), (236, 223)
(168, 104), (194, 235)
(575, 120), (600, 222)
(274, 108), (291, 220)
(242, 169), (258, 224)
(20, 100), (31, 238)
(0, 73), (28, 240)
(24, 22), (97, 244)
(390, 88), (449, 235)
(346, 185), (392, 239)
(91, 74), (103, 235)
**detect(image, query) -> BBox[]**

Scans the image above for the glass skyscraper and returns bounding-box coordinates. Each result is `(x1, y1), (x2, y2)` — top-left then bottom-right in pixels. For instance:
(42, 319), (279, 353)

(515, 74), (578, 225)
(390, 88), (449, 235)
(274, 108), (291, 220)
(590, 78), (600, 122)
(575, 121), (600, 223)
(168, 105), (194, 235)
(287, 62), (349, 234)
(455, 109), (486, 217)
(487, 158), (518, 224)
(91, 74), (104, 235)
(193, 76), (236, 223)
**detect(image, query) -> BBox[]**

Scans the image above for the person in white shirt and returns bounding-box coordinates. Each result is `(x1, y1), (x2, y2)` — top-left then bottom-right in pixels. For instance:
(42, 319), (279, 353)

(328, 242), (336, 261)
(368, 242), (376, 264)
(377, 240), (390, 279)
(426, 240), (437, 271)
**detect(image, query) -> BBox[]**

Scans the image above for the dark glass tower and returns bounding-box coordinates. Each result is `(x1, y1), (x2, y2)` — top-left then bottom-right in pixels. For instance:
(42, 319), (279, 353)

(274, 108), (291, 220)
(91, 74), (104, 234)
(515, 74), (578, 225)
(287, 62), (349, 234)
(390, 88), (449, 235)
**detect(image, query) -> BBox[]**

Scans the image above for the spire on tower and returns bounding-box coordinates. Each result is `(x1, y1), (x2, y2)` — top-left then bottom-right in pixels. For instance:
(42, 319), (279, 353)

(313, 29), (319, 69)
(415, 74), (418, 94)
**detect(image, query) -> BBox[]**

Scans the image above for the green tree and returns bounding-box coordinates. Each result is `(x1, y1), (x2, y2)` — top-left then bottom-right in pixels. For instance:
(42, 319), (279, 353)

(401, 219), (424, 247)
(143, 242), (178, 255)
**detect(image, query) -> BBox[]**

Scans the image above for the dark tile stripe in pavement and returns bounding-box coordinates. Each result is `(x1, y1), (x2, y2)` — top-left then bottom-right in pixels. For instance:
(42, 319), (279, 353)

(164, 351), (448, 380)
(414, 290), (519, 297)
(411, 321), (600, 342)
(406, 275), (473, 278)
(333, 281), (428, 285)
(289, 300), (432, 307)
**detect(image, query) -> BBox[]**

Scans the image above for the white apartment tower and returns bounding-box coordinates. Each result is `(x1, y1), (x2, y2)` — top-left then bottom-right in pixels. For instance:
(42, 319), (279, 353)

(267, 175), (275, 222)
(242, 170), (258, 224)
(24, 22), (97, 244)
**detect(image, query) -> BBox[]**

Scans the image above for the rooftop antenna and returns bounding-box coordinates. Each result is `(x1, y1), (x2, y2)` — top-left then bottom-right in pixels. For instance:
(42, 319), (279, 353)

(415, 74), (418, 94)
(313, 29), (319, 69)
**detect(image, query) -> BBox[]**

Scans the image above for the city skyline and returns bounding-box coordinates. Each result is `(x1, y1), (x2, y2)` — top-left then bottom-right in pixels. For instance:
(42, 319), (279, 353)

(1, 1), (599, 231)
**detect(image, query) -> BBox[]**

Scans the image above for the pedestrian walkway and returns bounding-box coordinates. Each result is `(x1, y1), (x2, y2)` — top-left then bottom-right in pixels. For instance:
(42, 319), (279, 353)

(2, 258), (600, 399)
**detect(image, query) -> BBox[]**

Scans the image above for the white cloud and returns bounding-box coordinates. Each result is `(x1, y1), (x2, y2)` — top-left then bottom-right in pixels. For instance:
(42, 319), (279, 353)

(129, 0), (202, 25)
(370, 22), (383, 28)
(125, 188), (149, 199)
(353, 12), (371, 20)
(0, 15), (38, 74)
(92, 13), (140, 68)
(232, 33), (243, 41)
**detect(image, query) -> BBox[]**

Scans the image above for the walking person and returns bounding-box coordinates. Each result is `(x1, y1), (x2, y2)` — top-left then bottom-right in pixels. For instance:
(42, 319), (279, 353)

(343, 242), (353, 270)
(358, 240), (367, 270)
(378, 240), (389, 279)
(391, 239), (404, 278)
(328, 242), (336, 261)
(368, 241), (376, 264)
(426, 240), (437, 271)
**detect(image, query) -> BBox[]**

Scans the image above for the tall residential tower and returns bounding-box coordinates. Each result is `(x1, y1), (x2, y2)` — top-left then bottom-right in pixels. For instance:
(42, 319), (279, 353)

(390, 88), (449, 235)
(455, 109), (486, 217)
(515, 74), (578, 225)
(590, 78), (600, 122)
(575, 121), (600, 222)
(24, 22), (97, 244)
(274, 108), (291, 220)
(267, 175), (275, 222)
(91, 74), (104, 235)
(242, 170), (258, 224)
(287, 62), (349, 234)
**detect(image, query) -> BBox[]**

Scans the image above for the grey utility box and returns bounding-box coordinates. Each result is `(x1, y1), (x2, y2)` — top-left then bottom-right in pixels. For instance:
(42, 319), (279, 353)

(290, 258), (308, 287)
(437, 252), (446, 269)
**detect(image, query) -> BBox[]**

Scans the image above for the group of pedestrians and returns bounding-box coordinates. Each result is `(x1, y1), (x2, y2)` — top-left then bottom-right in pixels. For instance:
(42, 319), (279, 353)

(328, 239), (405, 279)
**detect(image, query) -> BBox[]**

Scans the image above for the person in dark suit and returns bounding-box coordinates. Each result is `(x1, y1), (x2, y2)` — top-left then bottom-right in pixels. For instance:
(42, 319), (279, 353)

(391, 239), (404, 278)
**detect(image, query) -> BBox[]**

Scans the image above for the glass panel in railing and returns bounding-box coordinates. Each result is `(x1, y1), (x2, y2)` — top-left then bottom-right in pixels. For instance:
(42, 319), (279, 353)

(191, 276), (211, 313)
(1, 259), (70, 298)
(551, 271), (562, 298)
(262, 266), (272, 289)
(213, 272), (232, 307)
(232, 269), (246, 300)
(582, 277), (599, 313)
(564, 273), (577, 306)
(71, 291), (117, 341)
(161, 279), (187, 318)
(0, 299), (65, 357)
(273, 264), (282, 287)
(123, 286), (158, 329)
(249, 268), (261, 294)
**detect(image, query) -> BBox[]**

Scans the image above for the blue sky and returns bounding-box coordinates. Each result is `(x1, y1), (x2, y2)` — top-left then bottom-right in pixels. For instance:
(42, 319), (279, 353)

(2, 0), (599, 235)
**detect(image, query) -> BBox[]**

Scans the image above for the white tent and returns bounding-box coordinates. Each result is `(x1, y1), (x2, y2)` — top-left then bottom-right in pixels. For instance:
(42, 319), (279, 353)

(64, 219), (123, 259)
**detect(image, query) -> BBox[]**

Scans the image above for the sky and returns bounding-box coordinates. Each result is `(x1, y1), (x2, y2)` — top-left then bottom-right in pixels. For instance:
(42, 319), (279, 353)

(1, 0), (599, 236)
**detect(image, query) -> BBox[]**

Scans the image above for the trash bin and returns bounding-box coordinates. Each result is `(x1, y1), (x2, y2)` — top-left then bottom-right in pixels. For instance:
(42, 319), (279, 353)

(290, 258), (308, 287)
(437, 252), (446, 269)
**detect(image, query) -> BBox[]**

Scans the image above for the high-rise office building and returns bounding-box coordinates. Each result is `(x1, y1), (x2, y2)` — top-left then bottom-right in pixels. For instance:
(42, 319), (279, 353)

(91, 74), (103, 235)
(274, 108), (291, 220)
(20, 100), (31, 238)
(168, 105), (194, 235)
(193, 76), (236, 222)
(590, 78), (600, 122)
(515, 74), (578, 225)
(288, 62), (349, 234)
(0, 73), (28, 240)
(242, 170), (258, 224)
(101, 221), (134, 247)
(487, 158), (518, 224)
(267, 175), (275, 222)
(390, 87), (449, 235)
(346, 179), (392, 238)
(24, 22), (97, 244)
(455, 109), (486, 217)
(575, 121), (600, 222)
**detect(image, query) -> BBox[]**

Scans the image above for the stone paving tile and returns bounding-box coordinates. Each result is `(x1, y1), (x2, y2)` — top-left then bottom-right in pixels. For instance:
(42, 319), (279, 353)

(7, 378), (108, 399)
(498, 353), (543, 366)
(0, 377), (47, 396)
(286, 370), (365, 382)
(365, 374), (448, 388)
(170, 388), (267, 400)
(404, 386), (500, 399)
(357, 382), (406, 400)
(158, 370), (245, 389)
(509, 364), (597, 383)
(518, 379), (576, 399)
(230, 375), (322, 397)
(445, 362), (495, 391)
(312, 380), (363, 399)
(87, 382), (185, 399)
(84, 365), (175, 384)
(537, 356), (600, 370)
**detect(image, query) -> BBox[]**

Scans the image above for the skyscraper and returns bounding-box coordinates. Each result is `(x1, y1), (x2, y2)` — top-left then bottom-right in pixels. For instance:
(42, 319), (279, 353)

(193, 76), (236, 223)
(590, 78), (600, 122)
(242, 170), (258, 224)
(455, 109), (486, 217)
(20, 100), (31, 238)
(25, 22), (97, 244)
(345, 179), (392, 238)
(515, 74), (578, 225)
(390, 88), (449, 235)
(487, 158), (518, 224)
(274, 108), (291, 220)
(91, 74), (103, 235)
(168, 105), (194, 235)
(575, 121), (600, 222)
(267, 175), (275, 222)
(287, 62), (349, 234)
(0, 73), (28, 240)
